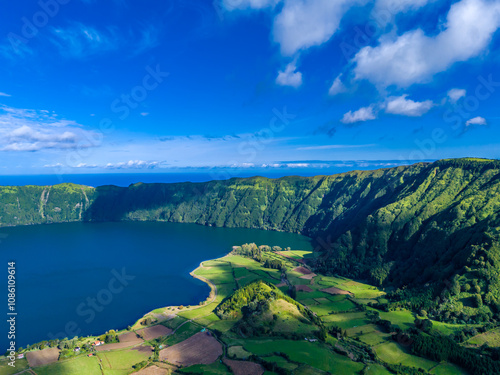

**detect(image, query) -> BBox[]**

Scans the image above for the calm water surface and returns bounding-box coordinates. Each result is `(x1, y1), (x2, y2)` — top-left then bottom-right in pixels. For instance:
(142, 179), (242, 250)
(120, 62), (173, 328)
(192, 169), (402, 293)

(0, 221), (311, 351)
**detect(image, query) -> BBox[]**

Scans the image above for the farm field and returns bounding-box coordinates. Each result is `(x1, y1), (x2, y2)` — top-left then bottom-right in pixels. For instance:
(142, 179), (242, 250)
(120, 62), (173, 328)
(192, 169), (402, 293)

(374, 342), (438, 371)
(33, 355), (102, 375)
(135, 365), (170, 374)
(98, 348), (151, 373)
(0, 246), (481, 375)
(242, 339), (365, 374)
(26, 347), (60, 367)
(159, 332), (223, 366)
(0, 358), (29, 375)
(466, 328), (500, 347)
(138, 325), (173, 341)
(223, 358), (264, 375)
(430, 362), (470, 375)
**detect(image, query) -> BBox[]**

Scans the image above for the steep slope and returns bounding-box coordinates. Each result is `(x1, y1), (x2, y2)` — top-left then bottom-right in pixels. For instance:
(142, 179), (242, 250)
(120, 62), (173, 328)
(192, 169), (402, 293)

(315, 159), (500, 288)
(0, 183), (95, 226)
(1, 158), (500, 306)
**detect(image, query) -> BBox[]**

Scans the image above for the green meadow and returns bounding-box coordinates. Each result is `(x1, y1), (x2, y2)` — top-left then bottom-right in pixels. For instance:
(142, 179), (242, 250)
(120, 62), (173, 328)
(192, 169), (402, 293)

(0, 246), (480, 375)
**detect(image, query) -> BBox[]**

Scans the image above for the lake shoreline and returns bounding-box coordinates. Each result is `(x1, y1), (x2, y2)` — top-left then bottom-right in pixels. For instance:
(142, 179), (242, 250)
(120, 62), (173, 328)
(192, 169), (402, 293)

(133, 253), (230, 328)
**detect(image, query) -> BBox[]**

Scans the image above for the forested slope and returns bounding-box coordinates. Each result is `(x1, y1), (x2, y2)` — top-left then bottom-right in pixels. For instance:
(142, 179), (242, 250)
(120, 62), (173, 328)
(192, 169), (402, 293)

(0, 183), (95, 226)
(1, 158), (500, 308)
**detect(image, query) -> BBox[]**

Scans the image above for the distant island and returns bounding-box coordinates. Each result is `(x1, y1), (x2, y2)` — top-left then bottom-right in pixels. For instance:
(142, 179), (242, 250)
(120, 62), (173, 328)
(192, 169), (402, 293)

(1, 157), (500, 374)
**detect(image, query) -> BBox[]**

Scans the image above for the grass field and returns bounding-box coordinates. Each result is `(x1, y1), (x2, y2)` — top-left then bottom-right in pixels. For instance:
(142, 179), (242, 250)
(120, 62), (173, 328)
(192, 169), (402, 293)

(34, 355), (101, 375)
(293, 365), (329, 375)
(430, 362), (470, 375)
(98, 348), (150, 374)
(160, 321), (202, 346)
(227, 345), (252, 359)
(378, 309), (415, 330)
(262, 355), (299, 371)
(364, 364), (393, 375)
(374, 342), (437, 371)
(316, 276), (384, 299)
(0, 358), (29, 375)
(14, 248), (477, 375)
(306, 297), (357, 316)
(359, 331), (391, 346)
(466, 328), (500, 347)
(162, 316), (187, 330)
(322, 312), (371, 329)
(243, 339), (365, 374)
(270, 299), (318, 335)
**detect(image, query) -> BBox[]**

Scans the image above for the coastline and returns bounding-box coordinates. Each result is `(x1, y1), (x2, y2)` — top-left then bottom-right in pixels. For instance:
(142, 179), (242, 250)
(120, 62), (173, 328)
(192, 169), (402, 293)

(133, 253), (230, 328)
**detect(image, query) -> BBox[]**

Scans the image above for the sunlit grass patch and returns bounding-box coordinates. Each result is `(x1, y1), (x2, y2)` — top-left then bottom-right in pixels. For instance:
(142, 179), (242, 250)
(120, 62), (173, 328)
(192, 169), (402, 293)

(374, 342), (437, 371)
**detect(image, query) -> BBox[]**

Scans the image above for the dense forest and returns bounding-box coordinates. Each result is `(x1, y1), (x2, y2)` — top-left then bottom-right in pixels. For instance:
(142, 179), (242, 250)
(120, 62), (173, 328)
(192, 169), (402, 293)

(1, 158), (500, 317)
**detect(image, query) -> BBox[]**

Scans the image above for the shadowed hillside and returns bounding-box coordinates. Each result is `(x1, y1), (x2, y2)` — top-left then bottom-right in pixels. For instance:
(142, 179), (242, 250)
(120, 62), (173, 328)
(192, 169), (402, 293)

(1, 158), (500, 308)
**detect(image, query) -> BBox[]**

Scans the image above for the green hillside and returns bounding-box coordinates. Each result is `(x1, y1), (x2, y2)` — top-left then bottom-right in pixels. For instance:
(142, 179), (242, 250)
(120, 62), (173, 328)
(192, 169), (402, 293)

(0, 183), (95, 225)
(2, 158), (500, 315)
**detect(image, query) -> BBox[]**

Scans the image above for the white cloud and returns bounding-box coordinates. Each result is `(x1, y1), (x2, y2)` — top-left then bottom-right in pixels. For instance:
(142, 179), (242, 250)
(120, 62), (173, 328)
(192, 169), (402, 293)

(276, 62), (303, 87)
(140, 112), (149, 117)
(447, 88), (466, 103)
(75, 163), (98, 168)
(341, 106), (377, 123)
(374, 0), (432, 13)
(222, 0), (281, 10)
(329, 74), (347, 95)
(273, 0), (362, 56)
(223, 0), (365, 87)
(372, 0), (434, 25)
(105, 160), (161, 169)
(49, 22), (120, 59)
(43, 163), (65, 168)
(466, 116), (487, 126)
(354, 0), (500, 88)
(43, 161), (160, 169)
(0, 105), (97, 152)
(385, 95), (434, 116)
(0, 92), (11, 97)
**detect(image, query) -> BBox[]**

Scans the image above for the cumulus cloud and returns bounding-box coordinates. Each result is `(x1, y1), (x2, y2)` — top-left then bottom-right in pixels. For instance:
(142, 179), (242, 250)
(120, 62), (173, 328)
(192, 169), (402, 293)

(341, 106), (377, 124)
(273, 0), (362, 56)
(466, 116), (487, 126)
(222, 0), (365, 90)
(354, 0), (500, 88)
(75, 163), (98, 168)
(105, 160), (161, 169)
(447, 88), (466, 103)
(329, 74), (347, 95)
(385, 95), (434, 116)
(276, 62), (303, 87)
(0, 105), (97, 152)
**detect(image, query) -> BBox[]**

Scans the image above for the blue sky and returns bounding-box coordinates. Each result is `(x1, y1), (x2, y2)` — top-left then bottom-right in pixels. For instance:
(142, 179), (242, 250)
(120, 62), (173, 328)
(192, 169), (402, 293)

(0, 0), (499, 176)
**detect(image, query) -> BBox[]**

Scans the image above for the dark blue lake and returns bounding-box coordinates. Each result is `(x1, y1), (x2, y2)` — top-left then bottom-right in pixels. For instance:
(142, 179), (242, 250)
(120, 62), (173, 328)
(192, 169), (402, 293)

(0, 221), (311, 352)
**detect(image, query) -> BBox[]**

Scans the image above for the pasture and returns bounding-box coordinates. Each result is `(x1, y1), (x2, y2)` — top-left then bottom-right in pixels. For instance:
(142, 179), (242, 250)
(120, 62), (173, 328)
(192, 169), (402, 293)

(4, 247), (476, 375)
